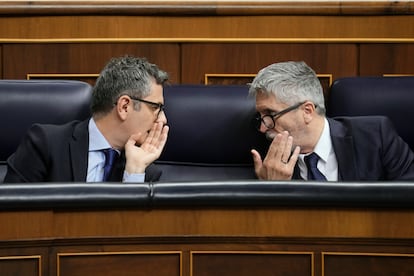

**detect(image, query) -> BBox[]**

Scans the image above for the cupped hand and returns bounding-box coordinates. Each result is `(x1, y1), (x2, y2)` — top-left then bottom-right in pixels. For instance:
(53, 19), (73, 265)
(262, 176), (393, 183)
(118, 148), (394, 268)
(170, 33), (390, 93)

(124, 122), (169, 174)
(251, 131), (300, 180)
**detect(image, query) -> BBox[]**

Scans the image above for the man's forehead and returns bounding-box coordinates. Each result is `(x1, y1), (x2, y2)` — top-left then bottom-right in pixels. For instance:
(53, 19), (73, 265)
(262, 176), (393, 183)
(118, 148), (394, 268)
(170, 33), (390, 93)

(256, 92), (280, 104)
(256, 93), (287, 111)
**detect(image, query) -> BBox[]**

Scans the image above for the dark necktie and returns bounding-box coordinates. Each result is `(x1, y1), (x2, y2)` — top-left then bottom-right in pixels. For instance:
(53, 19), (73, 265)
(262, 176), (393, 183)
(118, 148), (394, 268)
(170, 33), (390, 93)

(102, 148), (118, 181)
(304, 152), (327, 181)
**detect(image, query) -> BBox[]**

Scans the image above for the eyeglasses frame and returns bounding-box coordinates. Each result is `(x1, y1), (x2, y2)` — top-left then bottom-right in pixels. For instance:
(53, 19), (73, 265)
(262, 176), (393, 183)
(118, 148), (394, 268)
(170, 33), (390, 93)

(256, 101), (307, 130)
(129, 96), (165, 118)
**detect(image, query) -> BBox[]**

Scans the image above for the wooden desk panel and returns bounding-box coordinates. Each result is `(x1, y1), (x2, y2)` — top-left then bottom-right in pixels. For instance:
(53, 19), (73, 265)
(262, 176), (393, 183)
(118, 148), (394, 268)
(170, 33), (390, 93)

(1, 208), (414, 276)
(1, 207), (414, 240)
(57, 251), (181, 276)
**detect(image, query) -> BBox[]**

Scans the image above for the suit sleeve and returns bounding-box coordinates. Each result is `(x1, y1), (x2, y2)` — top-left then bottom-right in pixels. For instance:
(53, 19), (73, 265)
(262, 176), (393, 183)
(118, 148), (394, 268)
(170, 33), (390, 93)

(380, 117), (414, 180)
(4, 124), (51, 183)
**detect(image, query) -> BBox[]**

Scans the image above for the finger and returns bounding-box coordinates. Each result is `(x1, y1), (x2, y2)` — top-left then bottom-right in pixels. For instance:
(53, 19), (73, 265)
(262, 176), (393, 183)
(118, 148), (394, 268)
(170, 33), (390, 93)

(277, 131), (289, 161)
(265, 133), (283, 161)
(288, 146), (301, 166)
(266, 131), (289, 164)
(144, 122), (159, 144)
(251, 149), (264, 177)
(144, 122), (164, 148)
(142, 124), (169, 154)
(281, 134), (293, 163)
(151, 121), (163, 142)
(251, 149), (262, 168)
(127, 133), (142, 146)
(155, 125), (169, 150)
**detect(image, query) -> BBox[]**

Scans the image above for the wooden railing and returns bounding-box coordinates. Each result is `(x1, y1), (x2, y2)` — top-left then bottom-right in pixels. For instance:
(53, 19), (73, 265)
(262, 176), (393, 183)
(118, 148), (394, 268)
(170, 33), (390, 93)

(1, 0), (414, 15)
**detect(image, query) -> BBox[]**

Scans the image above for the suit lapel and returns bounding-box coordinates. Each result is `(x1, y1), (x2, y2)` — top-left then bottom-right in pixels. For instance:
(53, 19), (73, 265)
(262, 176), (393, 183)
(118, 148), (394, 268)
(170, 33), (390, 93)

(328, 118), (359, 181)
(292, 165), (303, 180)
(69, 120), (90, 182)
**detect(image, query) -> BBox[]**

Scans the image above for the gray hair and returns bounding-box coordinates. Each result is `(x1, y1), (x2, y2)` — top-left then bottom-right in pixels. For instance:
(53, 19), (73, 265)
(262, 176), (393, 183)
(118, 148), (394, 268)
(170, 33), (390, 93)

(91, 56), (169, 116)
(248, 61), (325, 115)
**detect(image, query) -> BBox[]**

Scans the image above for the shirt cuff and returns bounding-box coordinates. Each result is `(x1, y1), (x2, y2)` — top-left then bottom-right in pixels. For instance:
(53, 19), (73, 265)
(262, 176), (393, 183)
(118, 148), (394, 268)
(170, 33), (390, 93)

(123, 171), (145, 183)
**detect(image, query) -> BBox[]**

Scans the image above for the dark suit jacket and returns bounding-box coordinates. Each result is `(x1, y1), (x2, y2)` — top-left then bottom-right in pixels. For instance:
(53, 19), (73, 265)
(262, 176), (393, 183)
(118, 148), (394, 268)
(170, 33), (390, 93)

(293, 116), (414, 181)
(4, 119), (162, 183)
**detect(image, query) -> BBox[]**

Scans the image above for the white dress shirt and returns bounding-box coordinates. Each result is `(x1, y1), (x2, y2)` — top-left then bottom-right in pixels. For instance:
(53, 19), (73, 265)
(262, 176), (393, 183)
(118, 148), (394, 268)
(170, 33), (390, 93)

(86, 118), (145, 183)
(297, 118), (338, 181)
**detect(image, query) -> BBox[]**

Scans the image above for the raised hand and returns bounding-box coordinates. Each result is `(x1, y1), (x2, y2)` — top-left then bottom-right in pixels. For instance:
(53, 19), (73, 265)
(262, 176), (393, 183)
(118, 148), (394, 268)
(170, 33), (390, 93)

(124, 122), (169, 174)
(251, 131), (300, 180)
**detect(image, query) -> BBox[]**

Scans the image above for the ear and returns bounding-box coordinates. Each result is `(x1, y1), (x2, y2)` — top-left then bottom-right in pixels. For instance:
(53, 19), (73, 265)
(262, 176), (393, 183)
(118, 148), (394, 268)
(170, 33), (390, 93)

(115, 95), (131, 121)
(303, 101), (317, 124)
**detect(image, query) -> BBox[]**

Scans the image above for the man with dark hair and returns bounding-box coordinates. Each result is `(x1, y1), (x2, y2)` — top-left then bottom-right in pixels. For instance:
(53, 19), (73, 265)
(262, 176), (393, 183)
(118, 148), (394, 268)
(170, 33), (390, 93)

(5, 56), (169, 182)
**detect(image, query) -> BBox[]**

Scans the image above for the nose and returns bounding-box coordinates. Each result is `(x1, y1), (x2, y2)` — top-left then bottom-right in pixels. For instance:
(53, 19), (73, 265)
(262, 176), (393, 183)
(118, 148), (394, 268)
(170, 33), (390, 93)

(156, 110), (167, 124)
(259, 122), (267, 133)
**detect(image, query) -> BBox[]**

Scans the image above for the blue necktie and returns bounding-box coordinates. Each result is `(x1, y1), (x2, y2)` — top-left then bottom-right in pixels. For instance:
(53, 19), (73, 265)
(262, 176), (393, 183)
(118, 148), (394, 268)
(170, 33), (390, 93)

(304, 153), (327, 181)
(102, 148), (118, 181)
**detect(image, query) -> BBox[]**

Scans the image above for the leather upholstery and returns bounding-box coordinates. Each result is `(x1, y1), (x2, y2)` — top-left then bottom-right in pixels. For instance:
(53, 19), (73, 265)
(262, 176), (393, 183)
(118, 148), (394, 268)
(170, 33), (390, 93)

(2, 78), (412, 184)
(0, 80), (92, 182)
(1, 80), (414, 209)
(156, 85), (269, 181)
(327, 76), (414, 150)
(1, 181), (413, 209)
(0, 183), (150, 209)
(152, 181), (414, 207)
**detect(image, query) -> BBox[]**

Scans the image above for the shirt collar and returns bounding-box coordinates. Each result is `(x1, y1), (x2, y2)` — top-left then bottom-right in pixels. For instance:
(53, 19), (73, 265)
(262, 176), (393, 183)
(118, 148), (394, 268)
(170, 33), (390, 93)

(311, 117), (332, 162)
(88, 118), (112, 152)
(299, 117), (332, 162)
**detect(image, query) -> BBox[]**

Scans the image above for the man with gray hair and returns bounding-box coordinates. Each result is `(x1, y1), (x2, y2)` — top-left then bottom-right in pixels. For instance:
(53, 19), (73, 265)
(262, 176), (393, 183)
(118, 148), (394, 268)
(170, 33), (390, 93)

(5, 56), (169, 183)
(249, 61), (414, 181)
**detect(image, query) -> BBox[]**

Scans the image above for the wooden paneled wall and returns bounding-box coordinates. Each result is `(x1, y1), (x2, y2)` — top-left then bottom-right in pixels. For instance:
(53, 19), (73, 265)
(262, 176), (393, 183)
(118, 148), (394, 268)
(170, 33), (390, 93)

(0, 1), (414, 85)
(2, 42), (414, 86)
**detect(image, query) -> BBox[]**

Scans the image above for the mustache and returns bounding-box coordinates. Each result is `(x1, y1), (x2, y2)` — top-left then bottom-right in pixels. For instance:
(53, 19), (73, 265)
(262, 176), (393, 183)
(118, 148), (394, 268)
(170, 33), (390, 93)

(265, 131), (276, 141)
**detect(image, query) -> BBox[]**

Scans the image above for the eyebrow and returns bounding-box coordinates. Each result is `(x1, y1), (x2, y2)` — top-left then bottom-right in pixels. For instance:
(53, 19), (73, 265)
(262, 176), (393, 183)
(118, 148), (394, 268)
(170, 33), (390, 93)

(260, 108), (278, 115)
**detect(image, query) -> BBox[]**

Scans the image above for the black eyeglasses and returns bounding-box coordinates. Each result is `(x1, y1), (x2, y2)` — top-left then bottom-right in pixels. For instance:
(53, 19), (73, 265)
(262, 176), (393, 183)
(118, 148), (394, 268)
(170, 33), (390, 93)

(130, 97), (165, 118)
(255, 101), (306, 130)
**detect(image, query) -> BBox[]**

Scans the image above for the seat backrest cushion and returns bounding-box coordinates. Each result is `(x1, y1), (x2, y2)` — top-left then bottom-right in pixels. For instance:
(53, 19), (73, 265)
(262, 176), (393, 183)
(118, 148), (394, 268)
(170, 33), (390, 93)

(0, 80), (92, 181)
(327, 76), (414, 150)
(156, 85), (269, 181)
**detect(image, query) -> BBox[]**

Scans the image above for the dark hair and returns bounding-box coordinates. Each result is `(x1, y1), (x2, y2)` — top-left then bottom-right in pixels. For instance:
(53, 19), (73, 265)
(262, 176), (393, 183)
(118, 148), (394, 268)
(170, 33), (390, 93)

(91, 56), (169, 116)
